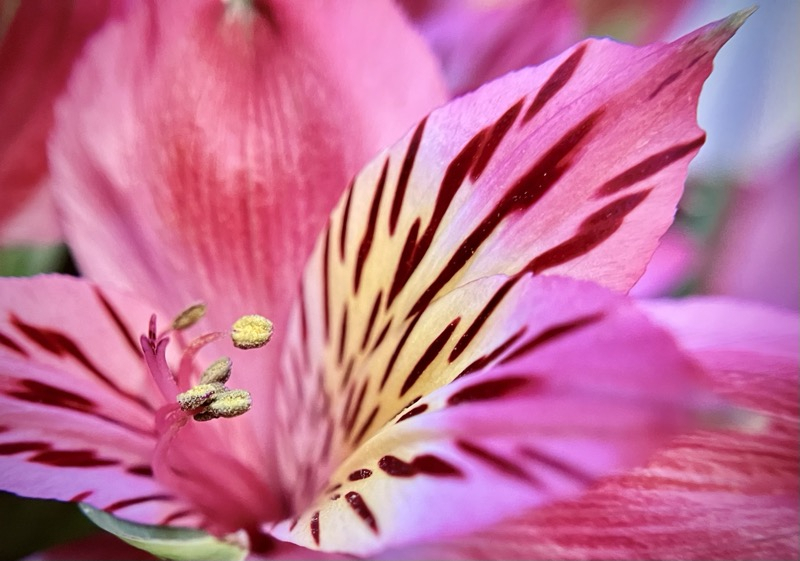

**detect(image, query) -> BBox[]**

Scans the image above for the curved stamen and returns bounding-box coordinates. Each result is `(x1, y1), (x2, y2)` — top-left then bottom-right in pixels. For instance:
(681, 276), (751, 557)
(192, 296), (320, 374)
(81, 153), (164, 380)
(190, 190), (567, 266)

(176, 331), (227, 390)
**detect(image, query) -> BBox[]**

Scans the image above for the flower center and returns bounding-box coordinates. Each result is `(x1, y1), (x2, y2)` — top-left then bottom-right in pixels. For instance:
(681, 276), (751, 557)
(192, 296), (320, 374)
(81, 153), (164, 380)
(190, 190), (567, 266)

(139, 303), (273, 422)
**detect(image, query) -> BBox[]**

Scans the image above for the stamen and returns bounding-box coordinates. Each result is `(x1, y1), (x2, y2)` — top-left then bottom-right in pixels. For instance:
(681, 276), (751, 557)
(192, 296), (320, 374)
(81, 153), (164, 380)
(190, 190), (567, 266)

(172, 303), (207, 330)
(193, 389), (252, 421)
(231, 314), (273, 349)
(199, 357), (232, 385)
(176, 383), (225, 411)
(176, 331), (227, 390)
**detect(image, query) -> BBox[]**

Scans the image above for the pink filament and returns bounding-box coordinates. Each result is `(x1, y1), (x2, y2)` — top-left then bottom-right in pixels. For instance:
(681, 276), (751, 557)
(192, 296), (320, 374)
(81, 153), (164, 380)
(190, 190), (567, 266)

(176, 331), (227, 390)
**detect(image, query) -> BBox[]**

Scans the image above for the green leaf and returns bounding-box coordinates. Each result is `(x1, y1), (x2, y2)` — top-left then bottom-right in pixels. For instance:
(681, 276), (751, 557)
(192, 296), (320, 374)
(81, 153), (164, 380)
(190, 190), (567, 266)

(0, 244), (72, 277)
(79, 504), (248, 561)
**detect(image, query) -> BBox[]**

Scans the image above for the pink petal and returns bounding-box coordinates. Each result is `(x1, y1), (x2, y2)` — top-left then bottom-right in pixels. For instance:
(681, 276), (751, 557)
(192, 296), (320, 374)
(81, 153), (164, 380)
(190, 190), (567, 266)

(49, 0), (447, 336)
(377, 297), (798, 560)
(270, 275), (728, 555)
(705, 145), (799, 309)
(0, 0), (116, 244)
(400, 0), (581, 96)
(630, 228), (698, 297)
(0, 276), (198, 526)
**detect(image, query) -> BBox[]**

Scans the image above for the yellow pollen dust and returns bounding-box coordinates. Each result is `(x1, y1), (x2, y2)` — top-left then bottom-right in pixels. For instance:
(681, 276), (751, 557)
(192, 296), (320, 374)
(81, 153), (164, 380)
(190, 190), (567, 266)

(199, 356), (232, 385)
(172, 303), (207, 330)
(231, 314), (273, 349)
(193, 389), (252, 422)
(177, 383), (225, 411)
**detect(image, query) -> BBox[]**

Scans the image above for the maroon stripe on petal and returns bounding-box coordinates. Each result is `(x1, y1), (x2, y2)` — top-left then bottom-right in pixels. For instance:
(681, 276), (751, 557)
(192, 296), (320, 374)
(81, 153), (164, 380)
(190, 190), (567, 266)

(408, 109), (603, 318)
(361, 291), (383, 351)
(10, 315), (154, 412)
(518, 445), (594, 485)
(93, 287), (140, 357)
(470, 98), (525, 181)
(0, 441), (51, 455)
(127, 464), (154, 477)
(0, 330), (28, 356)
(380, 314), (420, 390)
(310, 511), (320, 545)
(322, 223), (332, 341)
(449, 276), (521, 362)
(455, 326), (527, 380)
(339, 179), (355, 262)
(345, 492), (378, 533)
(595, 137), (704, 197)
(160, 509), (195, 525)
(70, 490), (93, 502)
(30, 449), (119, 468)
(348, 468), (373, 481)
(387, 218), (421, 306)
(448, 376), (535, 406)
(523, 44), (588, 124)
(390, 118), (427, 235)
(104, 493), (172, 513)
(527, 189), (652, 274)
(354, 158), (390, 294)
(500, 313), (604, 364)
(337, 305), (348, 366)
(400, 317), (460, 397)
(352, 405), (380, 444)
(456, 440), (536, 483)
(396, 403), (428, 423)
(9, 379), (94, 411)
(648, 69), (684, 100)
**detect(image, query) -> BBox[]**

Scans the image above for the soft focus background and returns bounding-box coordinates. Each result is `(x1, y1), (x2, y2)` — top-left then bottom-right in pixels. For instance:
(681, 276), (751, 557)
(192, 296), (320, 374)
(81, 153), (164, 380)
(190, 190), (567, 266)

(0, 0), (797, 559)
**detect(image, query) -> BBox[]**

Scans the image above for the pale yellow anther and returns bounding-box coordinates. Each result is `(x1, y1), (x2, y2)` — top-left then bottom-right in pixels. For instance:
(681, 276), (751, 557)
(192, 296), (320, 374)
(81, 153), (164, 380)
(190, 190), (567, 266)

(199, 356), (233, 385)
(172, 303), (207, 330)
(193, 389), (252, 422)
(231, 315), (273, 350)
(176, 382), (225, 411)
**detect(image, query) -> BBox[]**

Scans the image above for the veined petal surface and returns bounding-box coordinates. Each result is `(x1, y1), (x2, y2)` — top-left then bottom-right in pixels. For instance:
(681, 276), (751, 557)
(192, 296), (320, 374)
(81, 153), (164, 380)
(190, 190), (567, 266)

(272, 275), (723, 554)
(0, 276), (197, 526)
(49, 0), (446, 332)
(375, 298), (799, 560)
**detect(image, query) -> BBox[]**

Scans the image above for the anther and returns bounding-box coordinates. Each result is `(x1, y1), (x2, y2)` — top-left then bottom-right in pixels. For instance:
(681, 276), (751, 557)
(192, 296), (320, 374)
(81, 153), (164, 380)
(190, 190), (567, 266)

(176, 383), (225, 411)
(193, 389), (252, 421)
(172, 303), (207, 330)
(199, 356), (233, 385)
(231, 315), (273, 349)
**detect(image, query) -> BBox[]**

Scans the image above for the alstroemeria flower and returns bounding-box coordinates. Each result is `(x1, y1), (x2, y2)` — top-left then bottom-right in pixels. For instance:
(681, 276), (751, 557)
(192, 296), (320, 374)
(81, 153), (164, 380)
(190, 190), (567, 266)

(0, 2), (794, 559)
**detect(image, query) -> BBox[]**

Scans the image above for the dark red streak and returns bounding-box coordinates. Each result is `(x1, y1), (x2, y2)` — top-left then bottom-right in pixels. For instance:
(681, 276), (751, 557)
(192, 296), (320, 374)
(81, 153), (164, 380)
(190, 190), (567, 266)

(449, 276), (521, 362)
(390, 118), (428, 235)
(456, 440), (535, 483)
(500, 313), (605, 365)
(93, 287), (141, 357)
(339, 179), (355, 261)
(523, 44), (587, 123)
(379, 314), (420, 390)
(648, 69), (683, 100)
(400, 317), (460, 397)
(455, 327), (527, 380)
(408, 109), (603, 318)
(470, 98), (525, 181)
(354, 158), (390, 294)
(526, 189), (652, 274)
(595, 136), (705, 197)
(448, 376), (534, 406)
(345, 492), (378, 533)
(361, 292), (383, 350)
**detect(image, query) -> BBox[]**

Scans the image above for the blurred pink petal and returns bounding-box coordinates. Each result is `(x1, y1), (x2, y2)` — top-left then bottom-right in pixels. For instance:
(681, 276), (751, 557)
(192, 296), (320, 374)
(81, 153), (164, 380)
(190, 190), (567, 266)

(372, 298), (799, 560)
(578, 0), (692, 43)
(271, 275), (728, 554)
(49, 0), (447, 334)
(630, 229), (698, 297)
(400, 0), (580, 97)
(706, 145), (799, 309)
(0, 0), (115, 244)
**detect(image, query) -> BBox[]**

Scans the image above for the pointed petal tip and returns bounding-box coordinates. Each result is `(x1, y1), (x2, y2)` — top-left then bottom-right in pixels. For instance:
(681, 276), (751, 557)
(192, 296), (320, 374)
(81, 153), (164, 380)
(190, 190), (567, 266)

(725, 5), (758, 30)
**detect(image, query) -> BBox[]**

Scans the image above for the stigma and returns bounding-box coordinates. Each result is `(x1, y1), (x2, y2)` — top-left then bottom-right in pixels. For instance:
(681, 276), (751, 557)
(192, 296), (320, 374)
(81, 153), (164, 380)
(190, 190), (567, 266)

(140, 304), (272, 423)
